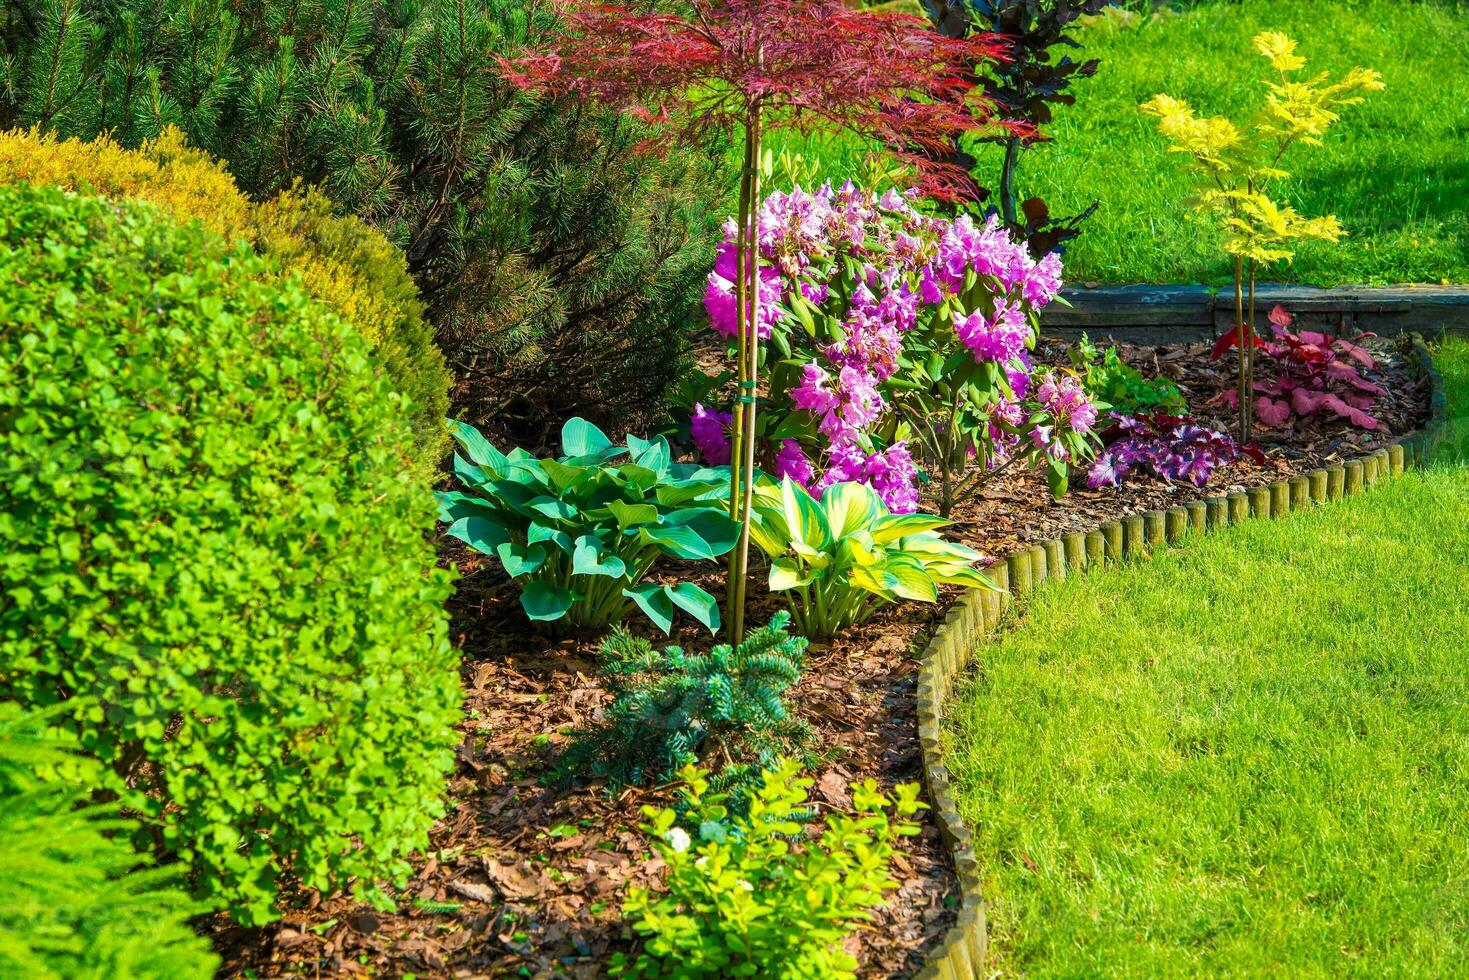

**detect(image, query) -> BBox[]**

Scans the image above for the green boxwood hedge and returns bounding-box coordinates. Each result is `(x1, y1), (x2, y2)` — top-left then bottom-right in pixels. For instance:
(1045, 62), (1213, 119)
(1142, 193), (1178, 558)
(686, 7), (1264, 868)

(0, 185), (460, 923)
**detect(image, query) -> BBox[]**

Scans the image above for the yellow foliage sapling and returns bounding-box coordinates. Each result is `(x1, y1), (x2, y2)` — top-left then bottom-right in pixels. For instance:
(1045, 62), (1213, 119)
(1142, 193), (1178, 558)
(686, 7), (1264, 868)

(1141, 32), (1383, 439)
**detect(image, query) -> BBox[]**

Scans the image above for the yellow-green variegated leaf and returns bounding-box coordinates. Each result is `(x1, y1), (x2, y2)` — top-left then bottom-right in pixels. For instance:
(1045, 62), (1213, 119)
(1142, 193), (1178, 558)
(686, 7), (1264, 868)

(769, 556), (816, 592)
(871, 512), (951, 544)
(822, 481), (883, 540)
(844, 534), (882, 569)
(748, 506), (790, 558)
(930, 564), (1000, 590)
(781, 477), (832, 553)
(884, 556), (939, 603)
(897, 533), (984, 564)
(849, 563), (898, 598)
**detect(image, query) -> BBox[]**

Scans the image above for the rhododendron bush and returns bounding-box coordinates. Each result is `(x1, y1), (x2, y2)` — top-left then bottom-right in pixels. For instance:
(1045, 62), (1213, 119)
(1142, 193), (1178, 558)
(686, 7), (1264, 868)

(690, 182), (1099, 516)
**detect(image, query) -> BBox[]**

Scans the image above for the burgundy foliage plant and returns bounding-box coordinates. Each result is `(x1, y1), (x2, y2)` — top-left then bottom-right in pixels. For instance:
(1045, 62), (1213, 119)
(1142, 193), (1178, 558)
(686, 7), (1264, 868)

(510, 0), (1012, 640)
(1214, 306), (1385, 430)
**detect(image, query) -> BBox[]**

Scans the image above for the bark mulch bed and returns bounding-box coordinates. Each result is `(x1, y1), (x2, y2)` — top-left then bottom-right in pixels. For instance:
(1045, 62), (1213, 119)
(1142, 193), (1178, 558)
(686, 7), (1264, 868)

(210, 336), (1428, 978)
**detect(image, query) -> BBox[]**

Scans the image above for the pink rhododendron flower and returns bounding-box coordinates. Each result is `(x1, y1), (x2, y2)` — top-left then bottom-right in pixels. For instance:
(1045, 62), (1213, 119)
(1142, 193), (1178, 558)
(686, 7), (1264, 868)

(690, 403), (733, 465)
(773, 438), (814, 488)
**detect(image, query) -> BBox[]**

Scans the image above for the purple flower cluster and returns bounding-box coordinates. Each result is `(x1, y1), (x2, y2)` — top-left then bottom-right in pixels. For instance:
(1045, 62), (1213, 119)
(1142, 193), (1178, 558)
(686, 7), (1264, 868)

(690, 403), (733, 466)
(697, 181), (1086, 513)
(1086, 413), (1242, 489)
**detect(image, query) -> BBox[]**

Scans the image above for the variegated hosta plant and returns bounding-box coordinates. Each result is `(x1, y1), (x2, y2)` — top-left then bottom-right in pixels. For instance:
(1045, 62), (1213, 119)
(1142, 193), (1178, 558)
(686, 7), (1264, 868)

(749, 479), (995, 638)
(437, 418), (738, 634)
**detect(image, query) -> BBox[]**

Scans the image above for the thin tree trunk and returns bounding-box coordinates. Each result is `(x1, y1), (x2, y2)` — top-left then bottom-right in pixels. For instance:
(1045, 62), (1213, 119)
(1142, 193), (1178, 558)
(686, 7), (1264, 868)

(999, 136), (1021, 227)
(1246, 258), (1257, 434)
(725, 121), (755, 635)
(1233, 254), (1247, 443)
(729, 100), (763, 643)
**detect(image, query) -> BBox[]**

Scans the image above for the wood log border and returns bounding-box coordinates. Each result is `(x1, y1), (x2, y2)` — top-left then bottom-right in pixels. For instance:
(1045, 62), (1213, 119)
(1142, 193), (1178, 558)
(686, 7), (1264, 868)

(913, 334), (1446, 979)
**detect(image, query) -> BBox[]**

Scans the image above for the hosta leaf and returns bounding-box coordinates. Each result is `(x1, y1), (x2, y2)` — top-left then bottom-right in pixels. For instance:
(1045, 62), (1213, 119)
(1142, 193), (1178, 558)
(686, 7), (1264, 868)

(629, 436), (671, 477)
(932, 565), (1000, 590)
(638, 523), (717, 560)
(667, 582), (720, 634)
(572, 535), (627, 578)
(781, 478), (831, 553)
(623, 583), (675, 634)
(769, 557), (815, 592)
(885, 556), (938, 603)
(606, 500), (660, 529)
(521, 581), (574, 622)
(871, 513), (951, 544)
(452, 452), (492, 490)
(661, 507), (740, 556)
(446, 516), (509, 553)
(561, 417), (615, 459)
(435, 490), (498, 524)
(540, 458), (591, 493)
(849, 563), (898, 598)
(497, 541), (547, 577)
(527, 523), (575, 554)
(823, 481), (882, 540)
(445, 418), (508, 474)
(528, 496), (577, 522)
(656, 479), (727, 507)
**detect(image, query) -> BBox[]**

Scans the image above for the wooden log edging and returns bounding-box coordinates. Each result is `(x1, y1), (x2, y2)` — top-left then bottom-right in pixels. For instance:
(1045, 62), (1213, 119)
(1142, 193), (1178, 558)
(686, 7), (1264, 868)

(911, 334), (1445, 979)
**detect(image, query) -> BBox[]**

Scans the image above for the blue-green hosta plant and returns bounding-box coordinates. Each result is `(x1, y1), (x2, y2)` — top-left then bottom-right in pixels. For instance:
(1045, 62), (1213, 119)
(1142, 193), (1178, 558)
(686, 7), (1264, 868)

(749, 478), (995, 638)
(438, 418), (738, 633)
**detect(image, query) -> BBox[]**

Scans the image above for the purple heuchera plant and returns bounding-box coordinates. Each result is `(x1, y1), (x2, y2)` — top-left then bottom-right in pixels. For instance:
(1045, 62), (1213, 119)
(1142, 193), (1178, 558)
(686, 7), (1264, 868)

(695, 181), (1084, 513)
(1086, 412), (1245, 489)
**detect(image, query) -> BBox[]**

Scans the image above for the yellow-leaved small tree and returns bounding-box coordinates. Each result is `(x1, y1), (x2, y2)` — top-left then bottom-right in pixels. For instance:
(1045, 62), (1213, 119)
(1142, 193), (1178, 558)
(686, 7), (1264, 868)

(1142, 32), (1384, 440)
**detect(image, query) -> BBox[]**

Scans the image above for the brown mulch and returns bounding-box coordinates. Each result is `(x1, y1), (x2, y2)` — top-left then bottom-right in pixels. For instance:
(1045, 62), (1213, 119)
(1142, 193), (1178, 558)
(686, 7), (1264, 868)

(209, 336), (1428, 978)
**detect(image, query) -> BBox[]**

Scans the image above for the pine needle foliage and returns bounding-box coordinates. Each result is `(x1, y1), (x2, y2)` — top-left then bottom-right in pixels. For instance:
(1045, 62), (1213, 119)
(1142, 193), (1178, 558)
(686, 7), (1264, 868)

(571, 612), (811, 793)
(0, 0), (724, 445)
(0, 703), (218, 979)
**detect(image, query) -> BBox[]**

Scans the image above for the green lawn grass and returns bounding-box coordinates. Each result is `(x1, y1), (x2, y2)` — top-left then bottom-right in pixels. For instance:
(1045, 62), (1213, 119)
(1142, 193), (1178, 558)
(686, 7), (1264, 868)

(763, 0), (1469, 287)
(944, 339), (1469, 976)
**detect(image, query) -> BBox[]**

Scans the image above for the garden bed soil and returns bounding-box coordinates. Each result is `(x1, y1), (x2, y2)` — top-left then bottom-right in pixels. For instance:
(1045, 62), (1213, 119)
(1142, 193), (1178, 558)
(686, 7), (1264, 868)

(210, 336), (1427, 978)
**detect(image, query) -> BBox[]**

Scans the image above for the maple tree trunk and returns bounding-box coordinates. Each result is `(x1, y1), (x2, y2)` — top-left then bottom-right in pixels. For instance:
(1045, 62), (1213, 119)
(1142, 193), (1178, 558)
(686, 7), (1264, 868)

(998, 136), (1021, 228)
(727, 101), (763, 643)
(1234, 254), (1247, 443)
(1246, 259), (1258, 434)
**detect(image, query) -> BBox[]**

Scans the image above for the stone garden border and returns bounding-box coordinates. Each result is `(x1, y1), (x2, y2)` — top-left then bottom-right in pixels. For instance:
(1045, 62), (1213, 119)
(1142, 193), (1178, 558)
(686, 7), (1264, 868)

(911, 334), (1448, 979)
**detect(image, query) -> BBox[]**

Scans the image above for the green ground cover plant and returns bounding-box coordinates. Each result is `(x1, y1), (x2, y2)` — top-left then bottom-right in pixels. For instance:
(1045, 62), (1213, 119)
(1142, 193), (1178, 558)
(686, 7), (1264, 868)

(613, 760), (926, 979)
(944, 337), (1469, 976)
(0, 186), (458, 924)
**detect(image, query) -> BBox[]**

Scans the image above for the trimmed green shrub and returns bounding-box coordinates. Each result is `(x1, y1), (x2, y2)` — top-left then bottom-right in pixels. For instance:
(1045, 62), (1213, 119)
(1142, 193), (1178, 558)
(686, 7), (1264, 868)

(0, 126), (451, 472)
(0, 184), (460, 923)
(0, 703), (218, 979)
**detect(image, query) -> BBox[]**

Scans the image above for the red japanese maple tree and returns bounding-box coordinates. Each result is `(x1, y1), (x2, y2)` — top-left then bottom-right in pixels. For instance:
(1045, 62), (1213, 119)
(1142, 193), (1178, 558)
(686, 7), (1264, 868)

(510, 0), (1013, 640)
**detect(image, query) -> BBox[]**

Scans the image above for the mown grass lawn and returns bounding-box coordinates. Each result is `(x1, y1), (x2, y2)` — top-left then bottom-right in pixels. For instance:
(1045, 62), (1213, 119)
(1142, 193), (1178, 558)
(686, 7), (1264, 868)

(764, 0), (1469, 288)
(945, 340), (1469, 976)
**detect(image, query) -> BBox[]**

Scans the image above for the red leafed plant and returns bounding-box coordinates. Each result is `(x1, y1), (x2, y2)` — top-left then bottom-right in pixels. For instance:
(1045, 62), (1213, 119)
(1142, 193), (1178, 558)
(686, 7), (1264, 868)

(1214, 305), (1385, 430)
(508, 0), (1012, 640)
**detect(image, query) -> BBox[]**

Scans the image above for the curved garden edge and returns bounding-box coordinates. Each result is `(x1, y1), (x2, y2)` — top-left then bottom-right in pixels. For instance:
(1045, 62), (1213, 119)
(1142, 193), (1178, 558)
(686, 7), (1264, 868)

(909, 333), (1449, 980)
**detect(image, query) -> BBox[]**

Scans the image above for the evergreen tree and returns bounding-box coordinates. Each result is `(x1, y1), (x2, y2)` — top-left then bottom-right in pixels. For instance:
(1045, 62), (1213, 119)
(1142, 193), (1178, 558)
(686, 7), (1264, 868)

(568, 611), (811, 795)
(0, 0), (722, 445)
